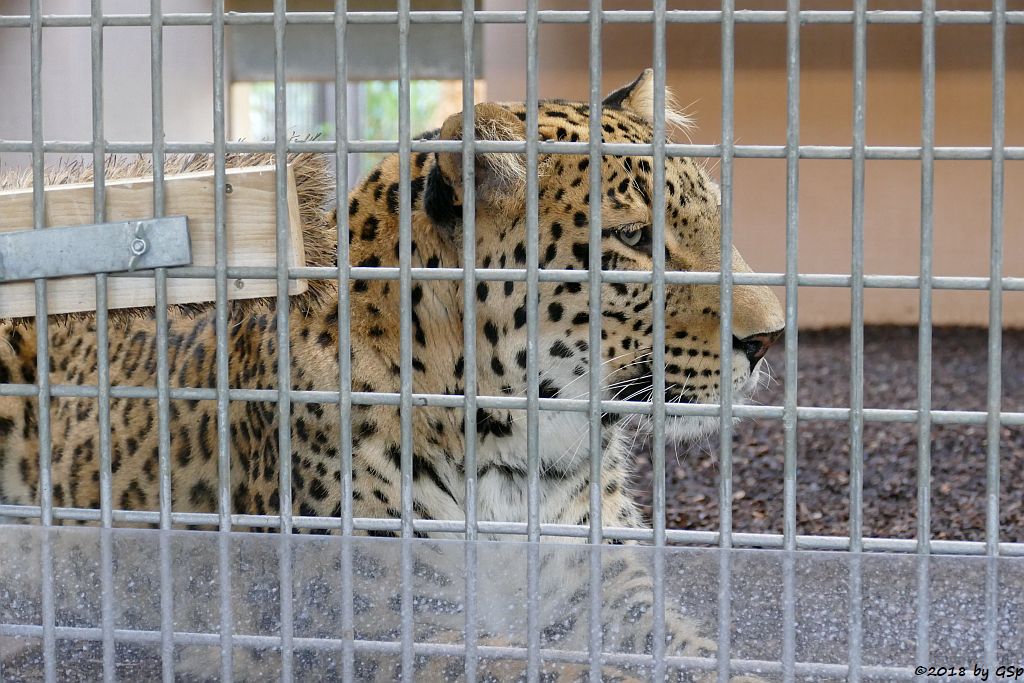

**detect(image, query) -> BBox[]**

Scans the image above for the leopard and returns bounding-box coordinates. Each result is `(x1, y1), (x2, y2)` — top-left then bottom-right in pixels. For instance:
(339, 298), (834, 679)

(0, 70), (784, 681)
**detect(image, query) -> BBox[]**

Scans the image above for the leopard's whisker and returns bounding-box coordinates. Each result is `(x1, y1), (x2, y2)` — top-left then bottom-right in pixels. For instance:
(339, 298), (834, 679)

(551, 350), (654, 395)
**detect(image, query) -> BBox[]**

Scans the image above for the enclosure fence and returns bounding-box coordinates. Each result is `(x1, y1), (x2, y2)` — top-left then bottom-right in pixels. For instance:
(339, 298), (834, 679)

(0, 2), (1021, 683)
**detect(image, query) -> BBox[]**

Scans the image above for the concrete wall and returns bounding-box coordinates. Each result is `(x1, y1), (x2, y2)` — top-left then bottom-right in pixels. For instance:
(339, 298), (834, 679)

(483, 0), (1023, 328)
(0, 0), (213, 170)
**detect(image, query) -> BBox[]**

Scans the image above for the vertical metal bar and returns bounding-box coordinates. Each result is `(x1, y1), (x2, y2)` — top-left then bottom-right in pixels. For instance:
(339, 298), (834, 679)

(29, 1), (57, 680)
(916, 0), (936, 669)
(149, 2), (175, 680)
(586, 3), (603, 682)
(211, 1), (234, 678)
(396, 2), (415, 681)
(462, 0), (481, 679)
(781, 1), (800, 681)
(460, 2), (478, 680)
(333, 2), (355, 680)
(849, 0), (867, 680)
(984, 0), (1006, 671)
(718, 0), (736, 680)
(459, 4), (478, 547)
(89, 2), (115, 679)
(849, 544), (864, 683)
(524, 0), (541, 678)
(651, 3), (669, 681)
(849, 1), (867, 558)
(272, 0), (295, 678)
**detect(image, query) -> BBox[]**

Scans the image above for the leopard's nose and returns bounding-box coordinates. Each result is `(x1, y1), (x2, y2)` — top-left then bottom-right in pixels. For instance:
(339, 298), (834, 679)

(732, 329), (783, 368)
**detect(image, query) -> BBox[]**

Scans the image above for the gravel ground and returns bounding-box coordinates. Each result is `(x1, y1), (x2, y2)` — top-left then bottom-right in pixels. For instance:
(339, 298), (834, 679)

(635, 326), (1024, 543)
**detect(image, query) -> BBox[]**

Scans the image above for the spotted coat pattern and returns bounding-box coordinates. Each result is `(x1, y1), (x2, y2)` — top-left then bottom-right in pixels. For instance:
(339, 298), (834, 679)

(0, 71), (782, 681)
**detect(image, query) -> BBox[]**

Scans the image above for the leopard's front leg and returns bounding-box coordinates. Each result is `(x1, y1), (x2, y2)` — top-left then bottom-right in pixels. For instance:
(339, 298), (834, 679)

(533, 546), (767, 683)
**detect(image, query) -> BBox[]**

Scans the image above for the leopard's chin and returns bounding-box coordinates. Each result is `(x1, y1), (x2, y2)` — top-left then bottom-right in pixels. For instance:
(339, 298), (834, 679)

(664, 415), (724, 443)
(624, 361), (764, 445)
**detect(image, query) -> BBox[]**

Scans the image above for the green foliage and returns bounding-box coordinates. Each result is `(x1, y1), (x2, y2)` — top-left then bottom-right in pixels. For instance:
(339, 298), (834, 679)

(243, 80), (447, 177)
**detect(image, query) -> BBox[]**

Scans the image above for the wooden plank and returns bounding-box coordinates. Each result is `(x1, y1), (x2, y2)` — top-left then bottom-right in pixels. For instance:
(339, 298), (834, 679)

(0, 164), (308, 318)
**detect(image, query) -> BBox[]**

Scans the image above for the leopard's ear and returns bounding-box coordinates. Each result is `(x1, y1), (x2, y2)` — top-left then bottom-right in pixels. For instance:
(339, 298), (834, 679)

(603, 69), (693, 131)
(603, 69), (656, 117)
(424, 103), (526, 230)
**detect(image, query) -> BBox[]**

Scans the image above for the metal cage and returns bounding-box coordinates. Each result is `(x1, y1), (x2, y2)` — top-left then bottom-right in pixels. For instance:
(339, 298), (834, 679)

(0, 2), (1021, 682)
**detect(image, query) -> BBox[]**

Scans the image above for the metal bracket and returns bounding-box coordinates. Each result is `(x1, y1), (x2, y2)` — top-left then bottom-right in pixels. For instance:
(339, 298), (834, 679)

(0, 216), (191, 283)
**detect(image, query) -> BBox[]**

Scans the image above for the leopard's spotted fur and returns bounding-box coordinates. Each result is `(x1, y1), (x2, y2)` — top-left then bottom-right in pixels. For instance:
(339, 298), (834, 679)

(0, 70), (782, 681)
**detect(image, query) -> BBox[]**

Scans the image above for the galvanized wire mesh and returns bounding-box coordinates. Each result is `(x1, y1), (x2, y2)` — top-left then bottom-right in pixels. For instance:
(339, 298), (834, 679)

(0, 4), (1019, 682)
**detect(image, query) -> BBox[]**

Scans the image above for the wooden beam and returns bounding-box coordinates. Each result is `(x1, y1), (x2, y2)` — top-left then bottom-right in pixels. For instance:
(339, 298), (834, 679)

(0, 164), (307, 318)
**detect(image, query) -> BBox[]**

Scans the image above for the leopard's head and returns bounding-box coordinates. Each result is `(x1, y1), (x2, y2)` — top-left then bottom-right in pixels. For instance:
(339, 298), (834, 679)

(423, 70), (784, 444)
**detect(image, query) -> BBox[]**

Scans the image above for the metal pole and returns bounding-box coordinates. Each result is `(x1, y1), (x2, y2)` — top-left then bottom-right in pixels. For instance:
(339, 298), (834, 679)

(524, 0), (542, 680)
(849, 0), (867, 680)
(915, 0), (936, 669)
(983, 0), (1006, 673)
(460, 2), (479, 680)
(782, 0), (801, 679)
(211, 1), (235, 678)
(651, 1), (669, 679)
(272, 1), (295, 678)
(718, 0), (736, 679)
(149, 2), (175, 680)
(29, 0), (57, 679)
(332, 2), (355, 680)
(88, 3), (116, 678)
(586, 2), (604, 681)
(396, 2), (415, 680)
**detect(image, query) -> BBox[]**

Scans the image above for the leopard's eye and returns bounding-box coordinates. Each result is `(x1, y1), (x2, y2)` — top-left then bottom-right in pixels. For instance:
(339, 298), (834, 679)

(617, 226), (642, 247)
(617, 225), (646, 248)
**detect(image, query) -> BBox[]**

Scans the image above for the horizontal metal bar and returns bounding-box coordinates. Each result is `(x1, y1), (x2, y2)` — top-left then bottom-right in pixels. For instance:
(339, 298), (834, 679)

(1, 139), (1022, 161)
(0, 381), (1021, 427)
(0, 507), (1022, 558)
(0, 10), (1021, 28)
(103, 264), (1024, 292)
(0, 620), (927, 680)
(0, 217), (191, 282)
